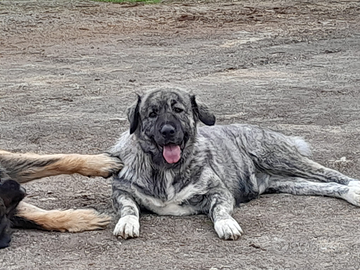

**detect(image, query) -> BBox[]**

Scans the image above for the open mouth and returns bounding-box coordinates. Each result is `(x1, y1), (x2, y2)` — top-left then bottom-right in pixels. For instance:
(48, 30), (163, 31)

(162, 144), (182, 164)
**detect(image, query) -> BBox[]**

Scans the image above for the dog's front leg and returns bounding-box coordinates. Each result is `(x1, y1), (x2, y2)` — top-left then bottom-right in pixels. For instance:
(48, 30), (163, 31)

(207, 191), (243, 240)
(112, 190), (140, 239)
(0, 150), (123, 183)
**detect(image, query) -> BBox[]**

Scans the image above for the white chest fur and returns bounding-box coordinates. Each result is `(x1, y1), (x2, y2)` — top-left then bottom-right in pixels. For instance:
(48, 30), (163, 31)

(133, 171), (204, 216)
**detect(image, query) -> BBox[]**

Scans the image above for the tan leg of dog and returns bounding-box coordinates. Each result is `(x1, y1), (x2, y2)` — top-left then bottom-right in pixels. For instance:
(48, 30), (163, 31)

(1, 150), (121, 235)
(0, 150), (123, 183)
(15, 202), (111, 232)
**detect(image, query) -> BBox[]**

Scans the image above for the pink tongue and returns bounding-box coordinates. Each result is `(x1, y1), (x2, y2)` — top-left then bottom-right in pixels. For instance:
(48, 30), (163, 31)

(163, 144), (181, 164)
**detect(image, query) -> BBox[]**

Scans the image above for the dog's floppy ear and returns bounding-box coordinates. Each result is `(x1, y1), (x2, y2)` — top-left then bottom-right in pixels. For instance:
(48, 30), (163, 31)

(191, 95), (216, 126)
(127, 94), (141, 134)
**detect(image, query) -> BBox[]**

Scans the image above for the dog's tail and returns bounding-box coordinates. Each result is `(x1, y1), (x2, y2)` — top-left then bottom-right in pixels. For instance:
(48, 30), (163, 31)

(12, 202), (111, 232)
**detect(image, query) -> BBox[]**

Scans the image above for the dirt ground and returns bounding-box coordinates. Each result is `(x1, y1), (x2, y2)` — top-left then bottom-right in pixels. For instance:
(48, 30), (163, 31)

(0, 0), (360, 269)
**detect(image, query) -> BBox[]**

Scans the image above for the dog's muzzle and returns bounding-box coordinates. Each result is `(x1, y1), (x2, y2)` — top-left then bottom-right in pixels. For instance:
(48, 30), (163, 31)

(155, 122), (184, 164)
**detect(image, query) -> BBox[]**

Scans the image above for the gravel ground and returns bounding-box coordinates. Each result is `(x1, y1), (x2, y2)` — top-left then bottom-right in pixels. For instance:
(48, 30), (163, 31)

(0, 0), (360, 269)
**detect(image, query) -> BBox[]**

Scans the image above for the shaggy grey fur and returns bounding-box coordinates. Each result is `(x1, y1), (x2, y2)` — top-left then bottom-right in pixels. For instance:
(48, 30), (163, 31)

(111, 88), (360, 240)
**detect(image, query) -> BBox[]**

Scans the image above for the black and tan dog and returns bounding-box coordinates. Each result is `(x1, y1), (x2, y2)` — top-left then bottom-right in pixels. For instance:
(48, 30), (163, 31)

(0, 150), (123, 249)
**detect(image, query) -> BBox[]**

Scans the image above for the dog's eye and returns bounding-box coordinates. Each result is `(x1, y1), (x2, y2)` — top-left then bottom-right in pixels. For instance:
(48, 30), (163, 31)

(174, 107), (183, 113)
(149, 112), (157, 118)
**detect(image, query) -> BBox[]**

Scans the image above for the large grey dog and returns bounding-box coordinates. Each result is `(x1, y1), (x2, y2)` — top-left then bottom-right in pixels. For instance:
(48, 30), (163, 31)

(111, 88), (360, 240)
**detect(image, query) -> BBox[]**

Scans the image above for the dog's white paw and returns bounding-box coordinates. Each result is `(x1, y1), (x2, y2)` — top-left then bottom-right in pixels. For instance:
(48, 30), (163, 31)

(97, 154), (124, 178)
(113, 215), (140, 239)
(348, 180), (360, 188)
(343, 185), (360, 207)
(214, 217), (243, 240)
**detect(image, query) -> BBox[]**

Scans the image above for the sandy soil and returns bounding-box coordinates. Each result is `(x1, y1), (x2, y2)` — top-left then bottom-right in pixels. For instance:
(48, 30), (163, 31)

(0, 0), (360, 269)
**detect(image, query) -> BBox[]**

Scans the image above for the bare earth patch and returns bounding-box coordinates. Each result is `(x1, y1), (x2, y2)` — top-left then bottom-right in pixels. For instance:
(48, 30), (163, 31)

(0, 0), (360, 269)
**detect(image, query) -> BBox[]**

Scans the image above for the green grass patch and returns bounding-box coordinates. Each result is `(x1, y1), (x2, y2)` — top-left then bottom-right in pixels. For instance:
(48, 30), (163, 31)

(93, 0), (161, 4)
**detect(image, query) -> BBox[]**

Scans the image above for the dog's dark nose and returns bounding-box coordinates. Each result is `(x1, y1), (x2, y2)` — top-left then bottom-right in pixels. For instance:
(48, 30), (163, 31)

(160, 124), (175, 138)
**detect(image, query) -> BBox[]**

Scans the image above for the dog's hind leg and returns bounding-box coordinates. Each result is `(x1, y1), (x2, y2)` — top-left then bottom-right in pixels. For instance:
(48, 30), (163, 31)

(290, 158), (357, 185)
(254, 147), (356, 185)
(252, 147), (356, 185)
(12, 202), (111, 232)
(266, 176), (360, 206)
(262, 153), (359, 186)
(242, 128), (357, 185)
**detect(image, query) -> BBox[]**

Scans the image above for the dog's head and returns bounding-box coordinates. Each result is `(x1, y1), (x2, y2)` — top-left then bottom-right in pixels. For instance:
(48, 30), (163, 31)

(0, 171), (26, 249)
(127, 88), (215, 167)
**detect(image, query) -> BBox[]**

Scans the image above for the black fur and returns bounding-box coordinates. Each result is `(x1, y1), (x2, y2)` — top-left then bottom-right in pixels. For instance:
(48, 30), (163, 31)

(128, 94), (142, 134)
(0, 174), (26, 249)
